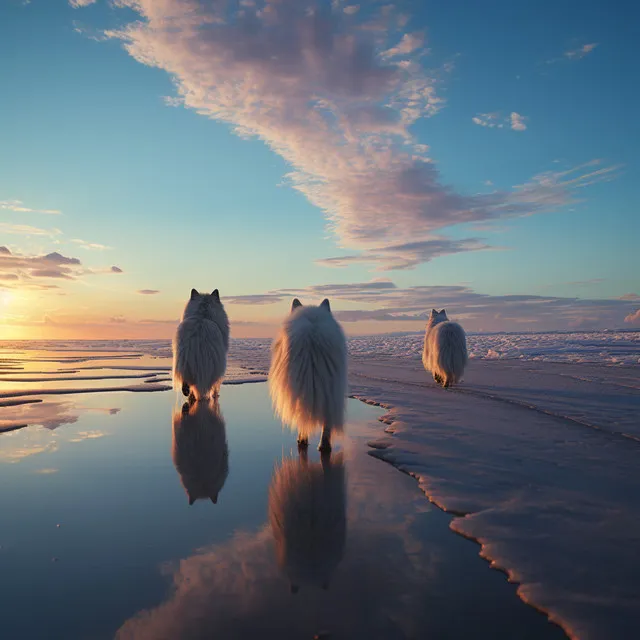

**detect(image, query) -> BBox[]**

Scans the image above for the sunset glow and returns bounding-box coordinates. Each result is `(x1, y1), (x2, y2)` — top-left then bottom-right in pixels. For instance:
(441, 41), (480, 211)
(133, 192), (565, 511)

(0, 0), (637, 338)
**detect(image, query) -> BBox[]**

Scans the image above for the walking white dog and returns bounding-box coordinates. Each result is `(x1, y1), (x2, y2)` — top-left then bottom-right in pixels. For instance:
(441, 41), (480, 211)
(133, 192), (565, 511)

(173, 288), (229, 401)
(269, 298), (347, 452)
(172, 399), (229, 506)
(269, 452), (346, 593)
(422, 308), (468, 388)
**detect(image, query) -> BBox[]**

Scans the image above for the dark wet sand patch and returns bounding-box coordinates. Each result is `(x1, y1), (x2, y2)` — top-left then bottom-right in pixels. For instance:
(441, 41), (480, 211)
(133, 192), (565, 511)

(6, 355), (144, 364)
(0, 383), (171, 400)
(59, 365), (172, 372)
(0, 423), (29, 434)
(0, 373), (164, 383)
(0, 398), (43, 408)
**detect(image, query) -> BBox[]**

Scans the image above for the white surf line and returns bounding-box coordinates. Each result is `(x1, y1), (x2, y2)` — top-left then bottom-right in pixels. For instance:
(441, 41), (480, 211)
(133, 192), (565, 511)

(452, 385), (640, 445)
(0, 383), (172, 400)
(0, 398), (43, 408)
(350, 368), (640, 445)
(554, 371), (640, 392)
(0, 373), (163, 383)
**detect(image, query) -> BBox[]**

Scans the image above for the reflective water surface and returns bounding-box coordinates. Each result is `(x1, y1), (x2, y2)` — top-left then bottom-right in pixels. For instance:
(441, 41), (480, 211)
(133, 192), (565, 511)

(0, 374), (565, 639)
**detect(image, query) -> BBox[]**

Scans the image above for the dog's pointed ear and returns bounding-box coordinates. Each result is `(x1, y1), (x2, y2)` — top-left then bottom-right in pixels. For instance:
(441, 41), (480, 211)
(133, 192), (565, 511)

(431, 308), (437, 315)
(290, 584), (299, 594)
(320, 298), (331, 312)
(291, 298), (302, 312)
(211, 289), (220, 301)
(190, 288), (199, 300)
(440, 309), (446, 315)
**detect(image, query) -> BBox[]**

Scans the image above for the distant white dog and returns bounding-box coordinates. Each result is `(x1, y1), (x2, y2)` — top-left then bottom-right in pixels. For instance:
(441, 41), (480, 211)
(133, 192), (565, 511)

(268, 452), (346, 593)
(422, 308), (468, 388)
(173, 289), (229, 401)
(269, 298), (347, 452)
(172, 399), (229, 506)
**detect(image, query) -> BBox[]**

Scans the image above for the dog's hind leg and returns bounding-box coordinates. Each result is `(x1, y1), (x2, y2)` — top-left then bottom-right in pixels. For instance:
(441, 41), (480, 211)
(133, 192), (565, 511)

(433, 373), (443, 385)
(318, 424), (332, 453)
(297, 430), (309, 450)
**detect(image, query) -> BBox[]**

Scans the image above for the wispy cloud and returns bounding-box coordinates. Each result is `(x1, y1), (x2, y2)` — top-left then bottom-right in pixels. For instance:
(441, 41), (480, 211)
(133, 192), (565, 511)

(0, 223), (62, 237)
(510, 112), (527, 131)
(69, 0), (97, 7)
(472, 112), (503, 128)
(317, 237), (493, 271)
(102, 2), (615, 271)
(71, 238), (112, 250)
(225, 280), (640, 331)
(0, 199), (61, 215)
(565, 43), (598, 60)
(472, 112), (527, 131)
(546, 42), (599, 65)
(382, 32), (426, 58)
(137, 289), (160, 295)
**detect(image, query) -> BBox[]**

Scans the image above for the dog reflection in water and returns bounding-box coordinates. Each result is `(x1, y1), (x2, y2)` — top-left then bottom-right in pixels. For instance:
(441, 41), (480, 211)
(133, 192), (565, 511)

(172, 399), (229, 505)
(269, 451), (346, 593)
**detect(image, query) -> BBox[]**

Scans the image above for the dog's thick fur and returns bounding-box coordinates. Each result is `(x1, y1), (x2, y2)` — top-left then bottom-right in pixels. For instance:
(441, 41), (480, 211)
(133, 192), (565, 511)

(172, 399), (229, 506)
(268, 452), (346, 593)
(173, 289), (229, 400)
(269, 298), (347, 451)
(422, 308), (468, 388)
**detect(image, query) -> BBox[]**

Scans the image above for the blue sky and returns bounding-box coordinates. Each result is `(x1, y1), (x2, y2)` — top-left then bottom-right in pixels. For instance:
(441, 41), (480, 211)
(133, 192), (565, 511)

(0, 0), (638, 338)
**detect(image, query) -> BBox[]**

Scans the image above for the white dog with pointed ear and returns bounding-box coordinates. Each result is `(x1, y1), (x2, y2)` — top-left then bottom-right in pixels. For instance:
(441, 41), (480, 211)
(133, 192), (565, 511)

(172, 399), (229, 506)
(269, 298), (347, 452)
(269, 452), (346, 594)
(173, 288), (230, 401)
(422, 308), (468, 388)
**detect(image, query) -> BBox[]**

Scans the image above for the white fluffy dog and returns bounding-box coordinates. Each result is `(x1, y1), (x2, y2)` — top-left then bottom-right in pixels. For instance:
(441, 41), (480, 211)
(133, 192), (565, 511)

(269, 298), (347, 452)
(268, 452), (346, 593)
(172, 399), (229, 506)
(173, 288), (229, 401)
(422, 308), (468, 388)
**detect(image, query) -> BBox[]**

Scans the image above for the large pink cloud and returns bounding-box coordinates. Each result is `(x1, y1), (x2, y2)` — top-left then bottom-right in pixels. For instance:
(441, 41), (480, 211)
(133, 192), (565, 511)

(104, 1), (617, 270)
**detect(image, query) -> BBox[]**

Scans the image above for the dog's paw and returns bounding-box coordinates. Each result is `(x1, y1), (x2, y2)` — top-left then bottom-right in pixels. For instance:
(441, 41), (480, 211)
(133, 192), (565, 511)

(318, 440), (332, 454)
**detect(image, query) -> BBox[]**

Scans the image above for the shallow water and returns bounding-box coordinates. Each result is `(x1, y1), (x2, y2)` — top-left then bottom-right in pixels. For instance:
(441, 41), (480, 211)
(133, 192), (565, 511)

(0, 353), (565, 639)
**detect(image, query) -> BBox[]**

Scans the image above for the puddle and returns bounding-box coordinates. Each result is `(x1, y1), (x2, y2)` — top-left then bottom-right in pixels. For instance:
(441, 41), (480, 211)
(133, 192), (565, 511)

(0, 378), (564, 639)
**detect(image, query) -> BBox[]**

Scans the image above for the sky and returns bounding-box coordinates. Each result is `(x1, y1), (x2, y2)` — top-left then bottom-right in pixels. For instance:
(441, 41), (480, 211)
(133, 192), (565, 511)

(0, 0), (638, 339)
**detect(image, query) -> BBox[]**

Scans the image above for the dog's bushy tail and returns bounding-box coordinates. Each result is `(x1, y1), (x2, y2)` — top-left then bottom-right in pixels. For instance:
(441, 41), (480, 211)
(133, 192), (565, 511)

(423, 321), (468, 386)
(269, 308), (347, 435)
